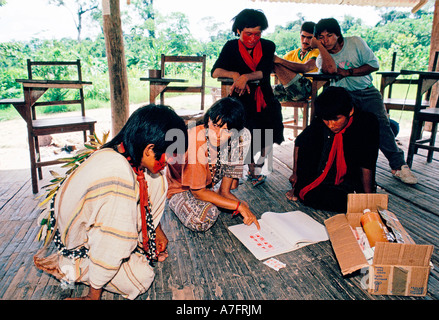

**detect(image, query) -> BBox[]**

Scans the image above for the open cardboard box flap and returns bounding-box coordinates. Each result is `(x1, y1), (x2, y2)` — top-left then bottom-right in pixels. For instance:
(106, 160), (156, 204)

(324, 193), (434, 295)
(324, 194), (433, 275)
(324, 194), (389, 275)
(373, 242), (433, 267)
(324, 213), (369, 275)
(371, 241), (433, 296)
(346, 193), (388, 215)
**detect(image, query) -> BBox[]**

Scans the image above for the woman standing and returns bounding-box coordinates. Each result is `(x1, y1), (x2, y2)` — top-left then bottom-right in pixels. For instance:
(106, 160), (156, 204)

(211, 8), (284, 187)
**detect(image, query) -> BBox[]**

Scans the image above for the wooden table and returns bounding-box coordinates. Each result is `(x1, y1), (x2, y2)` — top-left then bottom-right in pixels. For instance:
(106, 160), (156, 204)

(377, 70), (401, 93)
(302, 72), (342, 118)
(399, 69), (439, 167)
(377, 70), (431, 112)
(140, 77), (188, 104)
(0, 97), (26, 119)
(15, 79), (92, 119)
(399, 69), (439, 96)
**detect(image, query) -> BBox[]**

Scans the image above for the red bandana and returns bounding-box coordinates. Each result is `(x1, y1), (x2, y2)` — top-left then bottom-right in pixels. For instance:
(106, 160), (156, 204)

(299, 117), (353, 200)
(238, 40), (267, 112)
(133, 166), (151, 253)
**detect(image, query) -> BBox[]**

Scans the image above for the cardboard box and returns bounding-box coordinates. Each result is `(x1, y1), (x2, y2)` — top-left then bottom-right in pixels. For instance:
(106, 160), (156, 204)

(324, 193), (434, 296)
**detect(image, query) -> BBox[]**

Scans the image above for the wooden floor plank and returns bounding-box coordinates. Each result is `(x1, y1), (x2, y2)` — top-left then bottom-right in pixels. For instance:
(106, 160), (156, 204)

(1, 139), (438, 301)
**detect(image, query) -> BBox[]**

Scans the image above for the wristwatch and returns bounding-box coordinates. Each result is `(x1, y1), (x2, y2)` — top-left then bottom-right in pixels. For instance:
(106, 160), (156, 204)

(348, 68), (354, 76)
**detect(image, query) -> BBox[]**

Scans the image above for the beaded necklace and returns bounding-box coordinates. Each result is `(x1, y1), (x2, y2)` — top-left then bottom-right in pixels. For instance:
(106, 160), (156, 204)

(47, 145), (158, 267)
(205, 128), (222, 186)
(119, 143), (157, 266)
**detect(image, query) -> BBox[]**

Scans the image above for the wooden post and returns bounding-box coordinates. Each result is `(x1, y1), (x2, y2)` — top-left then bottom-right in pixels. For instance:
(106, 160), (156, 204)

(428, 0), (439, 108)
(422, 0), (439, 132)
(102, 0), (129, 137)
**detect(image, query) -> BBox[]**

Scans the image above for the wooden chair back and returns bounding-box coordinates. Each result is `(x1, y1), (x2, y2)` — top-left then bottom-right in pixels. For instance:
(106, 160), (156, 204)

(160, 54), (206, 110)
(26, 59), (87, 119)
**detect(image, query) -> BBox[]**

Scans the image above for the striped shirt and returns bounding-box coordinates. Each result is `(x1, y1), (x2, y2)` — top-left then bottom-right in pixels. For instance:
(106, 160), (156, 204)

(54, 148), (167, 289)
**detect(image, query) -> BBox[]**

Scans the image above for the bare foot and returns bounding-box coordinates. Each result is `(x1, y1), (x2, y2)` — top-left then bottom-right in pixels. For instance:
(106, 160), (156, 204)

(65, 287), (102, 300)
(34, 253), (65, 280)
(285, 189), (298, 201)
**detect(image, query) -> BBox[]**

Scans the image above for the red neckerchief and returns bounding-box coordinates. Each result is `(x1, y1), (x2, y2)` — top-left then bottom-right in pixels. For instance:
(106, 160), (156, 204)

(133, 166), (151, 254)
(238, 40), (267, 112)
(299, 116), (354, 200)
(119, 143), (157, 265)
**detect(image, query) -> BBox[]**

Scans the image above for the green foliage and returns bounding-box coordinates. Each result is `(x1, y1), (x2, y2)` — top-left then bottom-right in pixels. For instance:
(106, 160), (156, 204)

(346, 15), (433, 53)
(345, 12), (433, 72)
(0, 6), (435, 118)
(266, 22), (301, 57)
(0, 42), (29, 103)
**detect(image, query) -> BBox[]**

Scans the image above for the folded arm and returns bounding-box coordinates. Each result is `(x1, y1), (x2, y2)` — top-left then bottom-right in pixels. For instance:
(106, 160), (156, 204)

(274, 55), (317, 74)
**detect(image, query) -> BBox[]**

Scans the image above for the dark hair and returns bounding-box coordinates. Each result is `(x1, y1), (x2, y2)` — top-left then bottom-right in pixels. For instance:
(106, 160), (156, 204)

(232, 9), (268, 36)
(204, 97), (246, 131)
(314, 18), (343, 44)
(301, 21), (315, 34)
(103, 104), (188, 167)
(314, 87), (353, 120)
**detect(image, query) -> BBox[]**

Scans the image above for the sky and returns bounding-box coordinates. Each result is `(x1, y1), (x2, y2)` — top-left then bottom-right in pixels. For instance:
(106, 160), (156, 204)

(0, 0), (415, 42)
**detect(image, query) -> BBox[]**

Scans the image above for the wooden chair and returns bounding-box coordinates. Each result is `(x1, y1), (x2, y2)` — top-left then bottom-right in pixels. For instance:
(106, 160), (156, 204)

(272, 74), (310, 137)
(23, 59), (96, 193)
(160, 54), (206, 110)
(406, 52), (439, 167)
(407, 107), (439, 166)
(280, 100), (310, 137)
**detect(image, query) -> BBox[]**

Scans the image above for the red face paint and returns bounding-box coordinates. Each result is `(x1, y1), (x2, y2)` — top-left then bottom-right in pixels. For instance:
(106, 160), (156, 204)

(152, 153), (167, 173)
(239, 28), (261, 49)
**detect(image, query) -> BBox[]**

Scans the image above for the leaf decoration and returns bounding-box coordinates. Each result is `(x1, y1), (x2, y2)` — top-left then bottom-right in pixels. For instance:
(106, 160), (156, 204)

(35, 131), (110, 243)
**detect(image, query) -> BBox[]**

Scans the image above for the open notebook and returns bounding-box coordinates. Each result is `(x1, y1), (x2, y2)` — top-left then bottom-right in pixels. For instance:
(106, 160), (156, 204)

(228, 211), (329, 260)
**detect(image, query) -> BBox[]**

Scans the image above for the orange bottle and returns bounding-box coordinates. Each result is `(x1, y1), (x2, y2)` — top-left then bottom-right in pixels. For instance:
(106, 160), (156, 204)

(360, 209), (389, 248)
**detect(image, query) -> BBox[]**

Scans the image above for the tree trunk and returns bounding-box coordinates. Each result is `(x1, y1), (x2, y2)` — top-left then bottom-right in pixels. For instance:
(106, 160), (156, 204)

(102, 0), (129, 137)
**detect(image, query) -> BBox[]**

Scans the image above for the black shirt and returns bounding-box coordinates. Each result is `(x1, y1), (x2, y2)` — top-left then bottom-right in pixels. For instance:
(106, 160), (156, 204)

(294, 108), (379, 196)
(211, 39), (284, 145)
